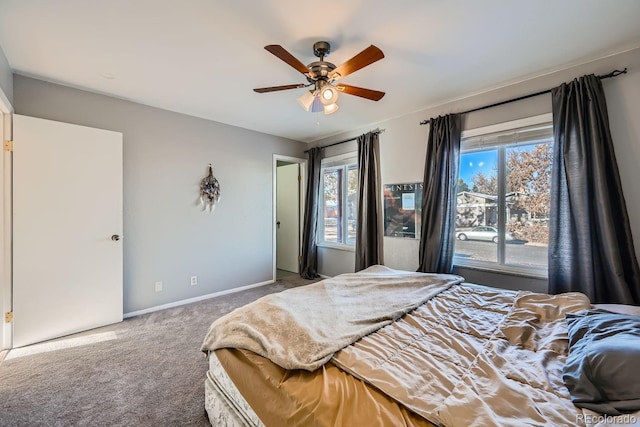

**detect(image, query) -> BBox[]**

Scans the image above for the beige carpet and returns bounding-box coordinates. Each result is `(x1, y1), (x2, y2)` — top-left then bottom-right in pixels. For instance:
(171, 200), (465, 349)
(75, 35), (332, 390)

(0, 274), (318, 427)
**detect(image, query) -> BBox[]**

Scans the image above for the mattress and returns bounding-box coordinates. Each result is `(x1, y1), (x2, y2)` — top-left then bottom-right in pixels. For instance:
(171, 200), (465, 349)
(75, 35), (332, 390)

(204, 350), (264, 427)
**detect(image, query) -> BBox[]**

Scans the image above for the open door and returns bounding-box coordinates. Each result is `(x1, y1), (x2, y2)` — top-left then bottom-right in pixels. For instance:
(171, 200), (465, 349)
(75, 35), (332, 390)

(12, 115), (123, 347)
(276, 162), (300, 273)
(273, 156), (305, 279)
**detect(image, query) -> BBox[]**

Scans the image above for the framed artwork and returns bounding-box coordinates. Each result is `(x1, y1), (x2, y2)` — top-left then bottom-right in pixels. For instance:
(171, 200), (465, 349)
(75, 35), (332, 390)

(383, 183), (423, 239)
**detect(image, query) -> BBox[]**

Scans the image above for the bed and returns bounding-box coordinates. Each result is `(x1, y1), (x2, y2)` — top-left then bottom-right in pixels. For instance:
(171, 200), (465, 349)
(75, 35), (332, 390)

(201, 265), (640, 426)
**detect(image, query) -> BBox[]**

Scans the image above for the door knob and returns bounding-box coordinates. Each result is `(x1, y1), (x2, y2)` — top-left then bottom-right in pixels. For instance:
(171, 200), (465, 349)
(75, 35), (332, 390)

(276, 221), (281, 229)
(111, 234), (121, 241)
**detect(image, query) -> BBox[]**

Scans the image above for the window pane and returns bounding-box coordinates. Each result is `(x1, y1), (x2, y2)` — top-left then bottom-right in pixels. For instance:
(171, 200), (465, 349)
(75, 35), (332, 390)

(455, 150), (498, 263)
(454, 117), (552, 275)
(346, 165), (358, 245)
(504, 143), (551, 268)
(322, 169), (342, 243)
(319, 157), (358, 247)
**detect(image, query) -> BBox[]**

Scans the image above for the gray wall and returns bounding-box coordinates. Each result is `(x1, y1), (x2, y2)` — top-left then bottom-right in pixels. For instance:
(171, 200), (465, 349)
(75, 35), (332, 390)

(315, 47), (640, 292)
(0, 44), (12, 107)
(13, 75), (306, 313)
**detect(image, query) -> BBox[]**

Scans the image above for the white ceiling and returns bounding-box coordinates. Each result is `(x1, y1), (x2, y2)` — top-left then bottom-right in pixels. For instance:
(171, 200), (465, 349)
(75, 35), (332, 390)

(1, 0), (639, 143)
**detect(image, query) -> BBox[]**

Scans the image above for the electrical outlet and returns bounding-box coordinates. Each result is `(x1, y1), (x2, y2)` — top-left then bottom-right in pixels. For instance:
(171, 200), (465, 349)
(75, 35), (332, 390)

(155, 281), (163, 292)
(190, 276), (198, 286)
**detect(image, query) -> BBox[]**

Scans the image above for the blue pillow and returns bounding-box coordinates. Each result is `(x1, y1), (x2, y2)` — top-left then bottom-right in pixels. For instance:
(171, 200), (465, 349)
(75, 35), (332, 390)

(563, 309), (640, 415)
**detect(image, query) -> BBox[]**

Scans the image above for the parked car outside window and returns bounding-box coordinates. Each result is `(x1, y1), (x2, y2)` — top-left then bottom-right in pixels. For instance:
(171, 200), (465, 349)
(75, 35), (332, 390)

(456, 226), (515, 243)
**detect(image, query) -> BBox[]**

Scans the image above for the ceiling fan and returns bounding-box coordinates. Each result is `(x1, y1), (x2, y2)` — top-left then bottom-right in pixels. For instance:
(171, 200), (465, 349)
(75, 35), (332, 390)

(253, 41), (385, 115)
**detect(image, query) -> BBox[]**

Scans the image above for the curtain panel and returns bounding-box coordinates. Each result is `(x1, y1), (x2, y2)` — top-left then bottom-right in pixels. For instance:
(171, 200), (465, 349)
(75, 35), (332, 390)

(549, 74), (640, 304)
(355, 131), (383, 271)
(300, 147), (322, 279)
(417, 114), (461, 273)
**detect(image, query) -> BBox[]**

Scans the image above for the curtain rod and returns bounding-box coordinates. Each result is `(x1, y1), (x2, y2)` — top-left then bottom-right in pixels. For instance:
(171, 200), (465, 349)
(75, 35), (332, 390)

(419, 68), (628, 126)
(304, 128), (385, 153)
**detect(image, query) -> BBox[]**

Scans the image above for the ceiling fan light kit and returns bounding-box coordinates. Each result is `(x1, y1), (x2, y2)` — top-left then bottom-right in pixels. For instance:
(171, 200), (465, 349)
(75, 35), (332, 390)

(320, 84), (338, 105)
(311, 95), (324, 113)
(296, 91), (316, 111)
(254, 41), (385, 115)
(323, 102), (339, 115)
(296, 82), (340, 115)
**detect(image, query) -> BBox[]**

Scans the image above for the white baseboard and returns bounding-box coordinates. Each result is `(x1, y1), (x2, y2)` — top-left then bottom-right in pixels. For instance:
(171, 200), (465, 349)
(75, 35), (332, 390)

(123, 279), (275, 319)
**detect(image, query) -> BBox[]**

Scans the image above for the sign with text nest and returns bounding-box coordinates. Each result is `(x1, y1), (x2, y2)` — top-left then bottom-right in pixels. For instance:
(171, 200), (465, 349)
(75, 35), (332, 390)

(384, 183), (423, 239)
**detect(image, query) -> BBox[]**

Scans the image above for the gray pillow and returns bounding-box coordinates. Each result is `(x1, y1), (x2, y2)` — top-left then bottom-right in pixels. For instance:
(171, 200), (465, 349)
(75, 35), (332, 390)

(563, 309), (640, 415)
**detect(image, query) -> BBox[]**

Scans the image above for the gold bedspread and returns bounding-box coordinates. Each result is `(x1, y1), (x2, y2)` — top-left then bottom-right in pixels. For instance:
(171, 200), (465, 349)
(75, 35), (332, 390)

(215, 347), (435, 427)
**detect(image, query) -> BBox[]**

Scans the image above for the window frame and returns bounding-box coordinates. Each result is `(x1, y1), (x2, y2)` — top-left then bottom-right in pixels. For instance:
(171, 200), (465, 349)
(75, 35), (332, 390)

(453, 113), (553, 279)
(317, 152), (358, 251)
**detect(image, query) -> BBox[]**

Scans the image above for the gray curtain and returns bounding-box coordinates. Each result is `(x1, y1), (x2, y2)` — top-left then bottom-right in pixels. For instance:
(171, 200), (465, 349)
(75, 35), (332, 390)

(355, 131), (383, 271)
(549, 74), (640, 304)
(417, 114), (461, 273)
(300, 147), (322, 279)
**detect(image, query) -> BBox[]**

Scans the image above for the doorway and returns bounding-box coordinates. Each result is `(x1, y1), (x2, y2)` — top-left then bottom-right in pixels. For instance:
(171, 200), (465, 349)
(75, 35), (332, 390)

(273, 155), (306, 281)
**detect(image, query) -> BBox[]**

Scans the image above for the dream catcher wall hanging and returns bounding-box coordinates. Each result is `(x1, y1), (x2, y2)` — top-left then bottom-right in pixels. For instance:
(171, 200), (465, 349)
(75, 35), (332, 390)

(199, 164), (221, 212)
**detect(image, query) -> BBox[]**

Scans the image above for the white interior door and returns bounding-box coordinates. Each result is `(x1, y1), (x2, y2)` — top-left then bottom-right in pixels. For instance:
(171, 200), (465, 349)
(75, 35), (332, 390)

(12, 115), (123, 348)
(276, 163), (300, 273)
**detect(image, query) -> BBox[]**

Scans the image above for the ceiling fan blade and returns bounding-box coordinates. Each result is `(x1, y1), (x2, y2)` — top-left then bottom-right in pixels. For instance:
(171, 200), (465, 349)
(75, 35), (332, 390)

(264, 45), (310, 74)
(336, 84), (385, 101)
(253, 84), (307, 93)
(330, 45), (384, 80)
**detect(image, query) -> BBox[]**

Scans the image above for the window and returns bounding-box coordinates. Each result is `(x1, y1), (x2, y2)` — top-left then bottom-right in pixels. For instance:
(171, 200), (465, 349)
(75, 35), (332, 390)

(454, 114), (553, 277)
(318, 153), (358, 248)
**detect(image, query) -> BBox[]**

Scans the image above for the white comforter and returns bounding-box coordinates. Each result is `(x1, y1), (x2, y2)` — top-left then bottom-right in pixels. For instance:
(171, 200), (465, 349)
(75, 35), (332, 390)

(201, 265), (462, 371)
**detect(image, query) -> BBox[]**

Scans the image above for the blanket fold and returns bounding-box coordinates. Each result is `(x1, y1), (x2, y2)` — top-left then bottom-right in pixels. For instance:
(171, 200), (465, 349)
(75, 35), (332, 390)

(331, 284), (592, 426)
(201, 265), (463, 371)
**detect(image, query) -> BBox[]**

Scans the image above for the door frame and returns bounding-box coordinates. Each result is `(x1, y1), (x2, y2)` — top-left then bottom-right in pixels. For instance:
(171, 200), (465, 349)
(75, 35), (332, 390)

(0, 90), (13, 351)
(272, 155), (306, 281)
